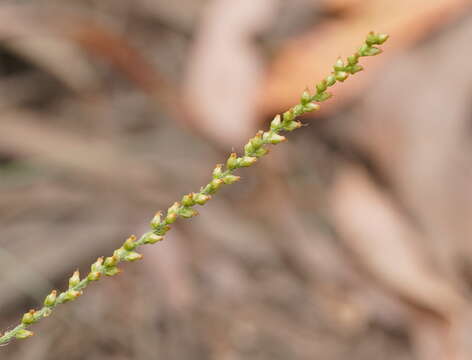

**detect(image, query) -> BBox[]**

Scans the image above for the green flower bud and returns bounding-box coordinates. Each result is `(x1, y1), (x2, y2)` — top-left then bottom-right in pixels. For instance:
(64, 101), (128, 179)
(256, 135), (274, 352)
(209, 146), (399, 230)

(194, 193), (211, 205)
(181, 193), (195, 207)
(210, 178), (224, 192)
(15, 329), (34, 339)
(212, 164), (223, 178)
(42, 308), (52, 317)
(268, 133), (286, 144)
(375, 33), (389, 45)
(167, 202), (180, 215)
(347, 54), (358, 65)
(179, 207), (198, 218)
(254, 148), (269, 157)
(226, 153), (239, 170)
(104, 266), (120, 276)
(363, 46), (382, 56)
(165, 203), (180, 223)
(142, 232), (164, 244)
(124, 251), (143, 262)
(284, 121), (302, 132)
(87, 271), (101, 281)
(160, 225), (171, 234)
(313, 92), (332, 102)
(333, 58), (345, 71)
(244, 142), (255, 155)
(250, 131), (264, 149)
(68, 270), (80, 288)
(292, 104), (304, 116)
(335, 71), (349, 82)
(64, 289), (82, 301)
(262, 131), (271, 142)
(123, 235), (137, 251)
(165, 212), (178, 224)
(304, 102), (321, 112)
(104, 255), (119, 267)
(222, 175), (241, 184)
(44, 290), (57, 307)
(300, 90), (311, 105)
(239, 156), (257, 167)
(316, 80), (327, 93)
(150, 211), (162, 229)
(365, 32), (378, 46)
(270, 115), (282, 130)
(282, 110), (294, 122)
(113, 248), (127, 259)
(348, 64), (363, 74)
(325, 74), (336, 86)
(365, 32), (389, 46)
(91, 257), (104, 273)
(22, 310), (36, 325)
(358, 43), (369, 56)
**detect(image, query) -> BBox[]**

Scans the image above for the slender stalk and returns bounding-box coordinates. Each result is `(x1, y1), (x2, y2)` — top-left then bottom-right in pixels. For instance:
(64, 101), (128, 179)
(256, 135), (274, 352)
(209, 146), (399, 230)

(0, 32), (388, 345)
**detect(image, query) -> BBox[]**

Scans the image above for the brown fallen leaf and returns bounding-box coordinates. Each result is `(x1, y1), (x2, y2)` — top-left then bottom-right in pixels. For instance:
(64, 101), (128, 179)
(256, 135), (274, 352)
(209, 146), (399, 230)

(184, 0), (278, 145)
(330, 164), (466, 318)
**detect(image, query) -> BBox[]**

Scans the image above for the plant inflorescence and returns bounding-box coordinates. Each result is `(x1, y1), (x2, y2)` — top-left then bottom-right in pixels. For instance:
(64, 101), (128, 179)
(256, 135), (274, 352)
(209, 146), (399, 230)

(0, 31), (388, 345)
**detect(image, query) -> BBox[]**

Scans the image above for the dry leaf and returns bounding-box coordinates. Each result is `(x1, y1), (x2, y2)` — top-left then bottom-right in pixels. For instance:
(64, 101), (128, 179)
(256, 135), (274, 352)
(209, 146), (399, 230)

(184, 0), (278, 145)
(330, 165), (466, 317)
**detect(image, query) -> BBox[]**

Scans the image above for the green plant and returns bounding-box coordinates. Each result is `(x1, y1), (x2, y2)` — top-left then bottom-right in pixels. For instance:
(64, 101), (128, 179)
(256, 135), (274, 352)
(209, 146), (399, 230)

(0, 31), (388, 345)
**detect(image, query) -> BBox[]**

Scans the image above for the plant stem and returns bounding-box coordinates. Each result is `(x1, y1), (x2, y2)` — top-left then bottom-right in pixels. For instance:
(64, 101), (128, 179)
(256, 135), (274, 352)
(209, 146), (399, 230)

(0, 31), (388, 345)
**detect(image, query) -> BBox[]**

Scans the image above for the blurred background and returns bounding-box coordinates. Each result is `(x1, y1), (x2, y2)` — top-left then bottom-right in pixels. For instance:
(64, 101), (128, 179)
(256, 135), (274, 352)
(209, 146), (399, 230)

(1, 1), (472, 359)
